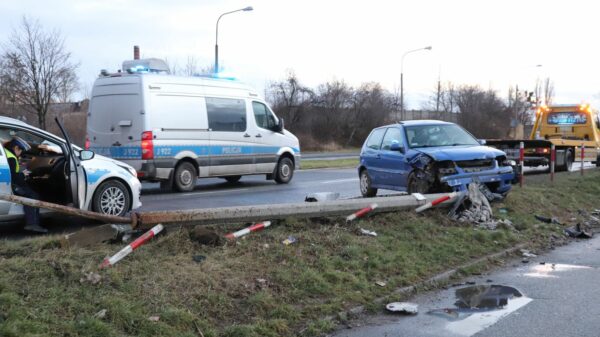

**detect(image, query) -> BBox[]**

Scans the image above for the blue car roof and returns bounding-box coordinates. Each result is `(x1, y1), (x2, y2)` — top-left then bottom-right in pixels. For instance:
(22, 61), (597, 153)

(379, 120), (454, 128)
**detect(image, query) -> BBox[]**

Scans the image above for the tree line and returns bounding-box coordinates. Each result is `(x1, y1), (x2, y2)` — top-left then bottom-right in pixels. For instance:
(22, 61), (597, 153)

(0, 17), (555, 151)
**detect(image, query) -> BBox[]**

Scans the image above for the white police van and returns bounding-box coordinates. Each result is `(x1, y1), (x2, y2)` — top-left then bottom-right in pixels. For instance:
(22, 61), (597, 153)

(87, 58), (301, 192)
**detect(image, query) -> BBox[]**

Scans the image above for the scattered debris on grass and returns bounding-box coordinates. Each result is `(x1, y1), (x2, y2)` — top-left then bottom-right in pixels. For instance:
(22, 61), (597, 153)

(93, 309), (107, 319)
(375, 281), (386, 287)
(79, 271), (102, 285)
(450, 183), (493, 224)
(359, 228), (378, 237)
(282, 236), (297, 245)
(192, 255), (206, 263)
(564, 223), (593, 238)
(148, 316), (160, 322)
(520, 249), (537, 258)
(386, 302), (418, 315)
(534, 215), (560, 224)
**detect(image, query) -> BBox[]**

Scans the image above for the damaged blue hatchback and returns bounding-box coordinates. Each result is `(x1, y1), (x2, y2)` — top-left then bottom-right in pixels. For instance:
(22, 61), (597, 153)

(358, 120), (515, 197)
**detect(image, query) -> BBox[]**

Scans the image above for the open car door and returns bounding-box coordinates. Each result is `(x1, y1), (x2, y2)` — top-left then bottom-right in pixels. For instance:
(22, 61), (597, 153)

(55, 118), (86, 209)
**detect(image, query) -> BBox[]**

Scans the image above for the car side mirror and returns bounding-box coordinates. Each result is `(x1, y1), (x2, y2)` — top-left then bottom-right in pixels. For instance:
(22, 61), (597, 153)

(80, 150), (95, 161)
(478, 139), (487, 145)
(390, 141), (404, 153)
(275, 118), (284, 133)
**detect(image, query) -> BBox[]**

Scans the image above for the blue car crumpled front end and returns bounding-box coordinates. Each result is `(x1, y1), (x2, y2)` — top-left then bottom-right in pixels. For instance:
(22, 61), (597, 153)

(412, 146), (515, 195)
(440, 160), (514, 194)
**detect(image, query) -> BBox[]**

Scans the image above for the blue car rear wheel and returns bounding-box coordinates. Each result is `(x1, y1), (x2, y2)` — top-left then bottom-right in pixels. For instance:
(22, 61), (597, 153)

(360, 169), (377, 197)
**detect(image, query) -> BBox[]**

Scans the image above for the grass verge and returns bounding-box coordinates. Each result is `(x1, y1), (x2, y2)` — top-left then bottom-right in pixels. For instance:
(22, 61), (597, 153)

(301, 158), (358, 170)
(1, 170), (599, 336)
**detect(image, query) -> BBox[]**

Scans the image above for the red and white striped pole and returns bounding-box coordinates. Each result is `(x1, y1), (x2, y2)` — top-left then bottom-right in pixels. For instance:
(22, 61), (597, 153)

(415, 192), (459, 213)
(581, 142), (585, 176)
(550, 144), (555, 183)
(346, 203), (378, 222)
(100, 224), (164, 269)
(225, 221), (271, 240)
(519, 142), (525, 188)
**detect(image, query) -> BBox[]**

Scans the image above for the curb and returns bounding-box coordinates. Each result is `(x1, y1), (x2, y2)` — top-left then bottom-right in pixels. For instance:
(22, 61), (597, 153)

(329, 243), (528, 320)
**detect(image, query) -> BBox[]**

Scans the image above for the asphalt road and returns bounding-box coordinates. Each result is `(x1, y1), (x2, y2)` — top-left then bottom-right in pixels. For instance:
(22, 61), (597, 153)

(140, 167), (384, 211)
(331, 235), (600, 337)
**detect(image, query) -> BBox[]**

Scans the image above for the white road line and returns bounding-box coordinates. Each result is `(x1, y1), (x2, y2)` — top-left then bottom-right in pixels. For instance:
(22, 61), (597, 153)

(322, 178), (359, 184)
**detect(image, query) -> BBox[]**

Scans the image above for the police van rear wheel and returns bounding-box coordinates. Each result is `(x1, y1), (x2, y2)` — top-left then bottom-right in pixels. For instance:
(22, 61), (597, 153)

(174, 162), (197, 192)
(274, 157), (294, 184)
(93, 180), (131, 217)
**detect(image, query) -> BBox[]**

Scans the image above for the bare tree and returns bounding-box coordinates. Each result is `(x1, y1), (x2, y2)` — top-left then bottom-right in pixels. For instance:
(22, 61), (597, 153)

(454, 85), (509, 138)
(507, 85), (531, 125)
(267, 70), (314, 126)
(0, 17), (79, 129)
(424, 81), (457, 114)
(543, 78), (554, 105)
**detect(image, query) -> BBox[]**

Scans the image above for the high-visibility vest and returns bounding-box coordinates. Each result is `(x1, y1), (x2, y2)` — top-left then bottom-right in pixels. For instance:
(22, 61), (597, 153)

(5, 148), (19, 173)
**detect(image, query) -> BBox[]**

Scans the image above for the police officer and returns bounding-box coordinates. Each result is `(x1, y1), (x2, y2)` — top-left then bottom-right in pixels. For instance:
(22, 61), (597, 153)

(4, 136), (47, 233)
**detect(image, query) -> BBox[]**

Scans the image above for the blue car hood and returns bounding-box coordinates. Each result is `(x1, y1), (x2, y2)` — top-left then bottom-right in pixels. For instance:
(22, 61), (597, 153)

(414, 145), (505, 162)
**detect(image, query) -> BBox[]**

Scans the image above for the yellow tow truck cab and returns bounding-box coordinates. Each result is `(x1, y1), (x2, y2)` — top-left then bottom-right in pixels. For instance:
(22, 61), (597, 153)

(488, 104), (600, 171)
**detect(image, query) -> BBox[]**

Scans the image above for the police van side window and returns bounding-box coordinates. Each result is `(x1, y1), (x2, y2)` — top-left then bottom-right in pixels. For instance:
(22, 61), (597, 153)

(206, 97), (247, 132)
(252, 102), (277, 130)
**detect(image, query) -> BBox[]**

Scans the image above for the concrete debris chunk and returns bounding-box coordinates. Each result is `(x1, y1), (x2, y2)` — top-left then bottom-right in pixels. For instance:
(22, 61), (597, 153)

(93, 309), (107, 319)
(148, 316), (160, 322)
(80, 272), (102, 285)
(375, 281), (387, 287)
(386, 302), (418, 315)
(449, 183), (493, 224)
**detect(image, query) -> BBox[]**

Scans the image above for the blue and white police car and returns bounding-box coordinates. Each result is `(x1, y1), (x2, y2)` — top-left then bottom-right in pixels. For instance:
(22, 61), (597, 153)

(0, 116), (141, 221)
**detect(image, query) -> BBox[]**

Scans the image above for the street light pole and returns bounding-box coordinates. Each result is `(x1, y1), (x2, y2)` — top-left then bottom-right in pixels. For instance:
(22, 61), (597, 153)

(400, 46), (432, 120)
(215, 6), (253, 74)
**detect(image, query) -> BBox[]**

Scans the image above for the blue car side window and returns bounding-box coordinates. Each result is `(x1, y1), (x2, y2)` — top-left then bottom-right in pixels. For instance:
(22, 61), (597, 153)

(365, 129), (386, 150)
(381, 128), (403, 151)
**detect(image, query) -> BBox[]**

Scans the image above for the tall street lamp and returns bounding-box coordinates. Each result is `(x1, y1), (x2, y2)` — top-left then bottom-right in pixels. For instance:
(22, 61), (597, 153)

(400, 46), (432, 120)
(215, 6), (253, 74)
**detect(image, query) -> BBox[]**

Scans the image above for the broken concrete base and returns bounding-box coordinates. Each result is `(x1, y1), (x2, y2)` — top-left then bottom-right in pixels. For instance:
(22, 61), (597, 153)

(62, 224), (132, 248)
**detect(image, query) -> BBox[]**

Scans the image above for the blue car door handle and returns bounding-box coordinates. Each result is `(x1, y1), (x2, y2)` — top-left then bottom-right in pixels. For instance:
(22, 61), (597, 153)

(376, 154), (381, 159)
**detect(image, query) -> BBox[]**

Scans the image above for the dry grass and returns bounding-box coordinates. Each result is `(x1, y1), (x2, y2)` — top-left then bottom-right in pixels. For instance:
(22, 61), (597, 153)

(1, 170), (599, 336)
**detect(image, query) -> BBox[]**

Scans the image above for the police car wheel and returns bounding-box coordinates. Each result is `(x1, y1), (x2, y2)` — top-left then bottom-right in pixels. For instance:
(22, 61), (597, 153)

(274, 157), (294, 184)
(174, 162), (197, 192)
(93, 180), (131, 217)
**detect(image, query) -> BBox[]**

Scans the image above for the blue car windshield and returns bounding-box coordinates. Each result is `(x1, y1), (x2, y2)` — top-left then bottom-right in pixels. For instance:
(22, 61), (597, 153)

(405, 124), (479, 148)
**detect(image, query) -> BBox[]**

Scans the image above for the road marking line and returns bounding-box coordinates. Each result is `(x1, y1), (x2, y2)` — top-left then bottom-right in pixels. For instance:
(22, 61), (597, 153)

(322, 178), (358, 184)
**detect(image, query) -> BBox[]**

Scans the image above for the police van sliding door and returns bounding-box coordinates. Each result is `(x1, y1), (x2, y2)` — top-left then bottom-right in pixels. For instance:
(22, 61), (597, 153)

(206, 97), (254, 176)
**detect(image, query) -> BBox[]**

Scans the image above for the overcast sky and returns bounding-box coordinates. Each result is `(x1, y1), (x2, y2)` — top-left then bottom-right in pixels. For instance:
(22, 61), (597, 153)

(1, 0), (598, 108)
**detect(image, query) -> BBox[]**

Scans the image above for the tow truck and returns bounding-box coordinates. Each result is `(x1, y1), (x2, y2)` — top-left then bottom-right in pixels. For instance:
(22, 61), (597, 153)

(486, 104), (600, 171)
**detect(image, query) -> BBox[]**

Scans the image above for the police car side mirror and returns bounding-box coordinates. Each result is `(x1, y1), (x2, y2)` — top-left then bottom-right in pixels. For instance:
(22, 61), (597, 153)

(478, 139), (487, 145)
(80, 150), (95, 161)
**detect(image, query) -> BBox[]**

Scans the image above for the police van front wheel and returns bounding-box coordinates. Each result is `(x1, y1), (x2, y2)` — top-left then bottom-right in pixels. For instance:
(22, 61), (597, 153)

(174, 162), (197, 192)
(274, 157), (294, 184)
